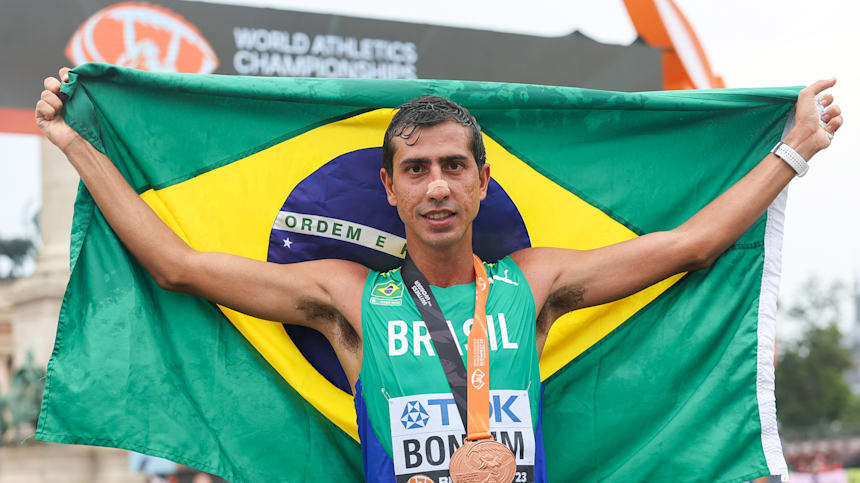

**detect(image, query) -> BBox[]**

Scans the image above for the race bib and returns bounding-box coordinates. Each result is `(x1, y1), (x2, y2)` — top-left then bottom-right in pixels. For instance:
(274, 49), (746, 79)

(389, 390), (535, 483)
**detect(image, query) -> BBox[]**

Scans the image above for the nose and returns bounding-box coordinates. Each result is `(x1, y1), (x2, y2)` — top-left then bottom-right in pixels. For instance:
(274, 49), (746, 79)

(426, 179), (451, 200)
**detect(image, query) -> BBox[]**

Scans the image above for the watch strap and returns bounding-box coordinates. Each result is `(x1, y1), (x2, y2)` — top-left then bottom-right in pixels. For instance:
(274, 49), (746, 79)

(771, 141), (809, 177)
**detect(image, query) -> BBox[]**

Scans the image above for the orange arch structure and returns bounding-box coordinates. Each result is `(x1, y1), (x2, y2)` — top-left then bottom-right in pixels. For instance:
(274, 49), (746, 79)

(624, 0), (725, 90)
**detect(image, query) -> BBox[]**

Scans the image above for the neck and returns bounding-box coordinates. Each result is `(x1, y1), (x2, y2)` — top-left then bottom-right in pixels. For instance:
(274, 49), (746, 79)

(406, 239), (475, 288)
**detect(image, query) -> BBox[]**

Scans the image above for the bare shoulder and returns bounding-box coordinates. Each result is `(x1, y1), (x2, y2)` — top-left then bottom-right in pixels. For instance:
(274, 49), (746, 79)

(510, 247), (562, 306)
(282, 258), (368, 382)
(509, 247), (588, 319)
(509, 247), (581, 284)
(274, 257), (369, 351)
(304, 258), (370, 315)
(509, 246), (556, 268)
(313, 258), (371, 286)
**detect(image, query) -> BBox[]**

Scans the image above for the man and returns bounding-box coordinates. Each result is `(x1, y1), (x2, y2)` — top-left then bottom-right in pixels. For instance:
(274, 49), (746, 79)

(36, 67), (842, 482)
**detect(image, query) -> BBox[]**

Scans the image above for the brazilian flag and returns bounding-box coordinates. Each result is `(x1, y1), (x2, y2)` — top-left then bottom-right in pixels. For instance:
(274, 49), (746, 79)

(37, 63), (797, 482)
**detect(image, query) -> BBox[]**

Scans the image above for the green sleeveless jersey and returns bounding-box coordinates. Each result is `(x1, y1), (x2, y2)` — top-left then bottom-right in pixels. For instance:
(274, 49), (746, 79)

(357, 256), (544, 482)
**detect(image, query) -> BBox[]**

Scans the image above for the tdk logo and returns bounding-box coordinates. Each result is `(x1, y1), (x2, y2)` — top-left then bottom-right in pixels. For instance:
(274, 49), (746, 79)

(406, 396), (521, 429)
(401, 401), (430, 429)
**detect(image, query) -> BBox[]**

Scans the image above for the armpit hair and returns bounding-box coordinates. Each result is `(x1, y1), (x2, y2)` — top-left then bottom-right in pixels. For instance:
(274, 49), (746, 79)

(295, 298), (360, 350)
(537, 284), (586, 335)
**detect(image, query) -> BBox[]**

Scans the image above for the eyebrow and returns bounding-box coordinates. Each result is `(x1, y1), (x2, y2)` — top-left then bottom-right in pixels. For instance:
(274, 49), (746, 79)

(400, 154), (469, 167)
(400, 157), (430, 167)
(440, 154), (469, 163)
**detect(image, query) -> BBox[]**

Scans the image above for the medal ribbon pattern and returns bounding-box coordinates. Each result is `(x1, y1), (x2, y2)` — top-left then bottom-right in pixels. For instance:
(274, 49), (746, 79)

(466, 254), (492, 441)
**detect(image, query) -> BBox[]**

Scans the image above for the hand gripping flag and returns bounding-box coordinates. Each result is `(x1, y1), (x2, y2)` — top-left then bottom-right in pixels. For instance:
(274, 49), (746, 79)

(37, 63), (798, 482)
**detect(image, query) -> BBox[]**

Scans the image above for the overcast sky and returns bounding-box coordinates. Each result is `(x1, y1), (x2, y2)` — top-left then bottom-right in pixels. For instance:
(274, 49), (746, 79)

(2, 0), (857, 332)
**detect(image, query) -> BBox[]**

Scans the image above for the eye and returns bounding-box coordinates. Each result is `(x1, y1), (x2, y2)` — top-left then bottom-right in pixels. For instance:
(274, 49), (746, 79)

(407, 164), (424, 174)
(447, 161), (464, 171)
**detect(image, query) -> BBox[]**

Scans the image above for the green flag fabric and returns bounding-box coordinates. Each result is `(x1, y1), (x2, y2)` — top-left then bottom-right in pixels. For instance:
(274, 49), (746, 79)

(37, 63), (797, 482)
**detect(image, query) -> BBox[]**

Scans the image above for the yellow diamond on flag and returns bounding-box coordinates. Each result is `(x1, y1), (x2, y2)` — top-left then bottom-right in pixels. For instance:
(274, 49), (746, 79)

(139, 109), (682, 441)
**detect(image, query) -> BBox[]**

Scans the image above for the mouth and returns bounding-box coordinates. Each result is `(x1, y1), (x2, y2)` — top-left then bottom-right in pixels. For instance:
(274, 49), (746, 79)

(420, 209), (456, 226)
(423, 211), (455, 220)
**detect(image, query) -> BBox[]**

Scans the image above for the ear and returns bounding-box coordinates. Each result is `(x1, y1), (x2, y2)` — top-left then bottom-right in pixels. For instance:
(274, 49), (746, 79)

(478, 163), (491, 201)
(380, 168), (397, 206)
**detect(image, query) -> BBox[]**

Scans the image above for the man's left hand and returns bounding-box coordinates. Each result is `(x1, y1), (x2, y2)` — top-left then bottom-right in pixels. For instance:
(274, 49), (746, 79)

(786, 78), (843, 160)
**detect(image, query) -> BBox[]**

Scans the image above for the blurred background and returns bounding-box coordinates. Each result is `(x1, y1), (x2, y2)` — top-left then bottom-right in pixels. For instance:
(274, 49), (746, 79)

(0, 0), (857, 481)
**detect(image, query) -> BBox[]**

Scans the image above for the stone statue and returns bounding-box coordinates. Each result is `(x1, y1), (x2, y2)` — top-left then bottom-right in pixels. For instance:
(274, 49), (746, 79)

(6, 352), (45, 440)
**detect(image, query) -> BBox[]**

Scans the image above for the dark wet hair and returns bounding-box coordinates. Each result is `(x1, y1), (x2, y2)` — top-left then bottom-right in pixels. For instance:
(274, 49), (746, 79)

(381, 96), (486, 174)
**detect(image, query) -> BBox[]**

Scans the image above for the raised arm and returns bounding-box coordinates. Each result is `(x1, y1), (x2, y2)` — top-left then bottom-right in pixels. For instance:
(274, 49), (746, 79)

(36, 68), (368, 346)
(516, 79), (844, 333)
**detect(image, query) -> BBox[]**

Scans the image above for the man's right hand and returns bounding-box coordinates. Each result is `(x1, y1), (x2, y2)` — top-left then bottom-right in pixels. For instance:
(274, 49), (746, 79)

(35, 67), (83, 152)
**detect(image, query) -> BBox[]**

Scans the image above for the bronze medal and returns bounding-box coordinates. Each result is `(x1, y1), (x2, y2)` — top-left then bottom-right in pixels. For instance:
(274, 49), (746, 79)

(449, 438), (517, 483)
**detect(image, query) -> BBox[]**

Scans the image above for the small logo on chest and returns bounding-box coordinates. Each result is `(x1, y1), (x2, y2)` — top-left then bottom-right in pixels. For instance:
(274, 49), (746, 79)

(371, 280), (404, 306)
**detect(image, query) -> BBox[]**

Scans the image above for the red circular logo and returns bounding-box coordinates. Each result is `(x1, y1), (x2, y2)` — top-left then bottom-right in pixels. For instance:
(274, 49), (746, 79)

(65, 2), (218, 74)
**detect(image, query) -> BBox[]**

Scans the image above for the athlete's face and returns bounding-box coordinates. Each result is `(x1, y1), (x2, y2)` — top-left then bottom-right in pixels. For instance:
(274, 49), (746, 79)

(381, 121), (490, 250)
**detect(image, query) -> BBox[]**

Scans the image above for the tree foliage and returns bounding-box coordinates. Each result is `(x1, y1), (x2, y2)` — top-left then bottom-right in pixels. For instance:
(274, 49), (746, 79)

(776, 278), (858, 433)
(0, 236), (36, 281)
(776, 323), (853, 428)
(0, 208), (40, 281)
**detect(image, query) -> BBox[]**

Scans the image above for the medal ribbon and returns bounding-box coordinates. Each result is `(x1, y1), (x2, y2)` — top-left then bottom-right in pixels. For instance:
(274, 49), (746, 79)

(401, 253), (492, 441)
(466, 254), (491, 440)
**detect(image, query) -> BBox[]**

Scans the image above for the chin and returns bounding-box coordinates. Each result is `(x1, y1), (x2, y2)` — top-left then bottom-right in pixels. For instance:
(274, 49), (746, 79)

(418, 230), (466, 249)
